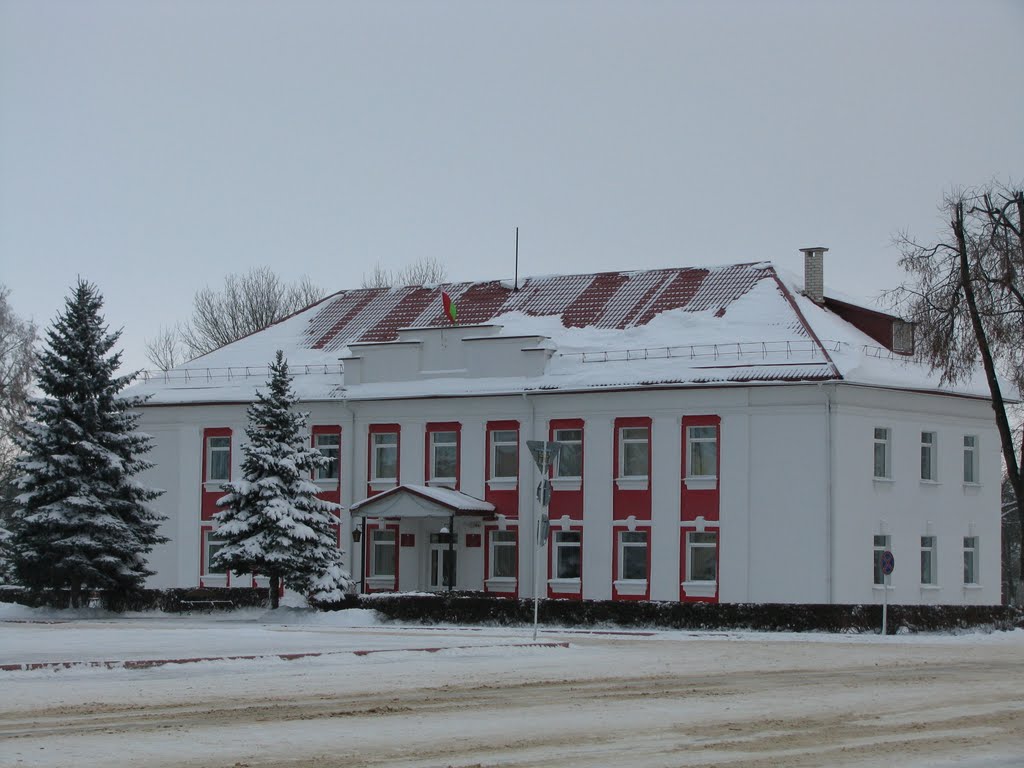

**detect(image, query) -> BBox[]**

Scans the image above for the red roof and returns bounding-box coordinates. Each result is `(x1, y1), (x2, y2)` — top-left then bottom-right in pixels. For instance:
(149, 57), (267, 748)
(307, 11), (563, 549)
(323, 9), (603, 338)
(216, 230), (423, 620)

(304, 262), (774, 352)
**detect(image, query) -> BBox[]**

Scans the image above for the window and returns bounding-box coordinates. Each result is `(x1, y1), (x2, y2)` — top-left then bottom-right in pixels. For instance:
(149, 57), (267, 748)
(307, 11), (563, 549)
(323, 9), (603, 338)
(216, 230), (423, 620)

(687, 425), (718, 478)
(963, 536), (979, 585)
(430, 431), (458, 483)
(207, 436), (230, 483)
(619, 531), (648, 581)
(554, 428), (583, 478)
(963, 435), (979, 483)
(873, 534), (891, 585)
(489, 530), (517, 579)
(553, 531), (582, 579)
(920, 431), (937, 481)
(920, 536), (937, 585)
(873, 427), (891, 479)
(686, 531), (717, 582)
(314, 433), (340, 481)
(371, 529), (397, 577)
(204, 534), (226, 575)
(490, 430), (518, 480)
(619, 427), (649, 478)
(371, 432), (398, 481)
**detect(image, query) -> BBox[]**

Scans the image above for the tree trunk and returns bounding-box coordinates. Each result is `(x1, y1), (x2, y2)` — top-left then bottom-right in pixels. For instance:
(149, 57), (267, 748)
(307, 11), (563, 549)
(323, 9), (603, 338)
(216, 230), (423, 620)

(69, 578), (81, 609)
(953, 202), (1024, 580)
(269, 574), (280, 609)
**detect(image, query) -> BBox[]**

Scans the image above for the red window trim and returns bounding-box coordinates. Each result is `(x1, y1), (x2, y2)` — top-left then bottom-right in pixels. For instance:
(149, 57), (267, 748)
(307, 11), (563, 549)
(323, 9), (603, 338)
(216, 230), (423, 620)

(311, 424), (342, 489)
(486, 420), (519, 485)
(613, 416), (652, 479)
(425, 421), (461, 490)
(199, 524), (230, 588)
(611, 524), (651, 601)
(681, 415), (721, 481)
(484, 524), (519, 595)
(548, 418), (584, 479)
(367, 423), (401, 494)
(202, 427), (232, 484)
(679, 525), (721, 604)
(547, 524), (584, 600)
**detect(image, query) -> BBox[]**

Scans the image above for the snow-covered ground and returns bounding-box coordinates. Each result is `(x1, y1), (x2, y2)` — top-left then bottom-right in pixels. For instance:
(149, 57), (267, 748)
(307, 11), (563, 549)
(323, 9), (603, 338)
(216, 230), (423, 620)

(1, 604), (1022, 767)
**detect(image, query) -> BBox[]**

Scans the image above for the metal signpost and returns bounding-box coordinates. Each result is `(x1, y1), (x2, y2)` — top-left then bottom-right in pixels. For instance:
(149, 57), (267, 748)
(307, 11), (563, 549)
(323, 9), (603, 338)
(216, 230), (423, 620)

(526, 440), (561, 641)
(880, 550), (895, 636)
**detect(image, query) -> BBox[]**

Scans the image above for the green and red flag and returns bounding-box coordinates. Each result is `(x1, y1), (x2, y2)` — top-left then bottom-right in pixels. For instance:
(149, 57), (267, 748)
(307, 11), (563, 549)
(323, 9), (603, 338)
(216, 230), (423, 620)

(441, 290), (457, 324)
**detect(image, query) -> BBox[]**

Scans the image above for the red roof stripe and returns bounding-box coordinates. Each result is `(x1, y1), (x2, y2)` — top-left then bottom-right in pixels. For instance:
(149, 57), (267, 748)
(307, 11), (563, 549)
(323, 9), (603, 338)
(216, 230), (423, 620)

(300, 263), (775, 351)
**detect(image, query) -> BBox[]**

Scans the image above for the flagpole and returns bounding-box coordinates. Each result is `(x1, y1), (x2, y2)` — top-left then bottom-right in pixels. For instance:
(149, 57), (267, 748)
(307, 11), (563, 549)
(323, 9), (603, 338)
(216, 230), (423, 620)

(514, 226), (519, 292)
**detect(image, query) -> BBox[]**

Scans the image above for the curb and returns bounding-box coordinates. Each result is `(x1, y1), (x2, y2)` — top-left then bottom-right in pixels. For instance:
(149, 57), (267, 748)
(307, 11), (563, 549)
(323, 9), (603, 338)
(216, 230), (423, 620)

(0, 641), (570, 672)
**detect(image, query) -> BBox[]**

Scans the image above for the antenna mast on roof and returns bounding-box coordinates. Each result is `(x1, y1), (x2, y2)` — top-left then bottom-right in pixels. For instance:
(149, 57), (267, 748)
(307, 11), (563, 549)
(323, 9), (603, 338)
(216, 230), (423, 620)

(514, 226), (519, 291)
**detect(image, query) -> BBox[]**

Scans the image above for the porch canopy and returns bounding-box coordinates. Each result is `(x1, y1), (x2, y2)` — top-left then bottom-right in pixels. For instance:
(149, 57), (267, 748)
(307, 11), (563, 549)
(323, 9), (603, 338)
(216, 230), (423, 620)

(349, 484), (495, 519)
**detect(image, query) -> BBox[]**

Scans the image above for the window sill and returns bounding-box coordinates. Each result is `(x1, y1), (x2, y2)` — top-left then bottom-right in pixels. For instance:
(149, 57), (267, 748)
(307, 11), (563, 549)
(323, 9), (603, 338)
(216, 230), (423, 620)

(486, 478), (517, 491)
(962, 482), (982, 492)
(684, 477), (717, 491)
(962, 584), (984, 590)
(550, 477), (582, 492)
(872, 584), (895, 591)
(918, 479), (941, 487)
(615, 477), (649, 491)
(369, 479), (397, 492)
(681, 581), (716, 598)
(548, 578), (582, 594)
(203, 482), (227, 492)
(872, 477), (894, 484)
(613, 579), (648, 596)
(427, 479), (456, 489)
(485, 577), (517, 592)
(920, 584), (941, 590)
(367, 576), (397, 590)
(313, 479), (340, 488)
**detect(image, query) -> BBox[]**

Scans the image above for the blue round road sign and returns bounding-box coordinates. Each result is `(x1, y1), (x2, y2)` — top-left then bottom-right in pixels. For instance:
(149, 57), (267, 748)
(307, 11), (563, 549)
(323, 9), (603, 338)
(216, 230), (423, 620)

(881, 550), (895, 576)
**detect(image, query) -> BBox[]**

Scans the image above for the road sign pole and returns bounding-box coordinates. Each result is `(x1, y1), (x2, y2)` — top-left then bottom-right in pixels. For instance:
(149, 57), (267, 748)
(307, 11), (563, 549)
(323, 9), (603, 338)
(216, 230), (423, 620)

(879, 550), (894, 636)
(882, 573), (888, 636)
(533, 441), (548, 641)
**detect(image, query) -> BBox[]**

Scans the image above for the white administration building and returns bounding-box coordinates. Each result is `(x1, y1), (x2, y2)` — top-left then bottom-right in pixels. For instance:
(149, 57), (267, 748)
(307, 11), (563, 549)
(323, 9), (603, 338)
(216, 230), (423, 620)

(130, 250), (1002, 606)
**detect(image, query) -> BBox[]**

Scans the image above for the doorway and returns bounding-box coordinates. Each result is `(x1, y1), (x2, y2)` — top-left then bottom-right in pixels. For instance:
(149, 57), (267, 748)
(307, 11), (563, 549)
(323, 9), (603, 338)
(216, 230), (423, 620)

(429, 532), (456, 590)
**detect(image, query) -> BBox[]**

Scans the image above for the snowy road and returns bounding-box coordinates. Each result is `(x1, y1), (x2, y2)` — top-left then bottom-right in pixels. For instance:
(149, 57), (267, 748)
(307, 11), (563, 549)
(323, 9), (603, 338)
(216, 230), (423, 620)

(1, 609), (1022, 767)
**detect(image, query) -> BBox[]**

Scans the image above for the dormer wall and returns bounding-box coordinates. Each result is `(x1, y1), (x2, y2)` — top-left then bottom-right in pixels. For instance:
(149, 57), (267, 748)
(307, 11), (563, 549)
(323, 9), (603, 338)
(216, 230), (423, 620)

(342, 324), (554, 385)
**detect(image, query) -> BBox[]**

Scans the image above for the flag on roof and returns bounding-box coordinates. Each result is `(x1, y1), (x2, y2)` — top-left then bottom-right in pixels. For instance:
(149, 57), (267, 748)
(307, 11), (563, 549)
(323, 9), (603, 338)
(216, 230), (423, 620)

(441, 291), (457, 324)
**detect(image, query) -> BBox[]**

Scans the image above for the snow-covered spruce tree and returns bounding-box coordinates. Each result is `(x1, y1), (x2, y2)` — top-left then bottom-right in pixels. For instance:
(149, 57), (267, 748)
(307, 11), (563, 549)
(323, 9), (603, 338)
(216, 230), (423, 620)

(10, 279), (166, 607)
(213, 351), (351, 609)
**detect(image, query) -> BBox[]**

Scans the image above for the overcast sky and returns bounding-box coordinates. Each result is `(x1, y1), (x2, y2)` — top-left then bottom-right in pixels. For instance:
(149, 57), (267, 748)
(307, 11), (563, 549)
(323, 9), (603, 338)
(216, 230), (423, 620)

(2, 0), (1022, 373)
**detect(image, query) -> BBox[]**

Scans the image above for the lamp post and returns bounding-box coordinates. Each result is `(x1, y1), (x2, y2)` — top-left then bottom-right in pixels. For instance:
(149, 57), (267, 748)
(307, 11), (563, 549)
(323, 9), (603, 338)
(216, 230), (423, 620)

(352, 520), (365, 595)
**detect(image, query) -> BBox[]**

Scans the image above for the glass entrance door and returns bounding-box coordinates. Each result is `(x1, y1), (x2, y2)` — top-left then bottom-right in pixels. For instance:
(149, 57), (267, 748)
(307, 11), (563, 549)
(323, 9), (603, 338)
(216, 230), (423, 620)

(429, 532), (456, 590)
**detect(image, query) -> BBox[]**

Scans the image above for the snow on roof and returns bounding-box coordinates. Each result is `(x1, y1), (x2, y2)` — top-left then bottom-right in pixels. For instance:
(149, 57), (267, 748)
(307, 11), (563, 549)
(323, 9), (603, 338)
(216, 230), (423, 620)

(350, 484), (494, 515)
(127, 262), (995, 405)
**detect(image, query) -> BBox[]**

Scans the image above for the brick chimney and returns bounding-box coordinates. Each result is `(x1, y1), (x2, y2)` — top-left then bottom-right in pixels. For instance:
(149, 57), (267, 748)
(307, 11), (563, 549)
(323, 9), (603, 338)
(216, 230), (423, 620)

(799, 247), (828, 304)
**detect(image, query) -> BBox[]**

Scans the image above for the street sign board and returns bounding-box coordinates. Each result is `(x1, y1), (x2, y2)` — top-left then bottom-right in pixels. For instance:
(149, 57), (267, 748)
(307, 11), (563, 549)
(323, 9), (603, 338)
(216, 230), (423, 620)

(881, 550), (895, 576)
(527, 440), (561, 472)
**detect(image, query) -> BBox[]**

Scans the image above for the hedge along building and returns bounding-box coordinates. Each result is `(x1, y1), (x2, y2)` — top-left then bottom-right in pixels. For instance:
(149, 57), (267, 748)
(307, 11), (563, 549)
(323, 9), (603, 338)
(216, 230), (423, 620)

(129, 251), (1003, 606)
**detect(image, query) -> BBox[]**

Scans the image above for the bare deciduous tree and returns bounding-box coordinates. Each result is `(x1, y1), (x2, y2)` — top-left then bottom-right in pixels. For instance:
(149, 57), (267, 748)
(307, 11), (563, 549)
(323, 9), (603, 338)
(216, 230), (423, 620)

(889, 183), (1024, 578)
(0, 286), (37, 570)
(361, 257), (448, 289)
(143, 325), (184, 372)
(0, 286), (36, 467)
(144, 268), (325, 364)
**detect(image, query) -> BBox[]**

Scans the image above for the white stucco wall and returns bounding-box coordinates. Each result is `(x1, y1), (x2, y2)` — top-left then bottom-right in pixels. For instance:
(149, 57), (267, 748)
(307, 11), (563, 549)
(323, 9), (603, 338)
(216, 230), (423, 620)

(135, 382), (1002, 605)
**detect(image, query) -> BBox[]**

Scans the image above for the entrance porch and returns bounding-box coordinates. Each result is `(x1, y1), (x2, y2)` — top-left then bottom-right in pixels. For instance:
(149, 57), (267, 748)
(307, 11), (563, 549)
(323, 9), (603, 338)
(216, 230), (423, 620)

(350, 485), (501, 594)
